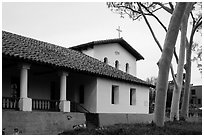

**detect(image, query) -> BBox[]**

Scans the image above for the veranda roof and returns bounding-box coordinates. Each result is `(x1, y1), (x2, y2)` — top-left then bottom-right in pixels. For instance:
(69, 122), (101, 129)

(2, 31), (153, 87)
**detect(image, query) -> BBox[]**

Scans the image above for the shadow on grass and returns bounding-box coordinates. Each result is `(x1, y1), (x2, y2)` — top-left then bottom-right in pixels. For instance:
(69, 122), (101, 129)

(60, 121), (202, 135)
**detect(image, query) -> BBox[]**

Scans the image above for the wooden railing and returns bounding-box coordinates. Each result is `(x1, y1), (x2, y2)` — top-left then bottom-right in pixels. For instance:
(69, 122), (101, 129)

(71, 101), (90, 113)
(32, 99), (60, 111)
(2, 97), (88, 113)
(2, 97), (19, 110)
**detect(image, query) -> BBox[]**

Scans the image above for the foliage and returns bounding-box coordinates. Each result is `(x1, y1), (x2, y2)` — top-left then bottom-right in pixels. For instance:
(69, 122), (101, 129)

(61, 121), (202, 135)
(192, 42), (202, 74)
(107, 2), (174, 21)
(191, 2), (202, 74)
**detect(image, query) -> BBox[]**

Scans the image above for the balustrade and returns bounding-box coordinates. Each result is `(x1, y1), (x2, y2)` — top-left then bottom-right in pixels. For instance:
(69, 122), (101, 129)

(32, 99), (60, 111)
(2, 97), (60, 112)
(2, 97), (19, 110)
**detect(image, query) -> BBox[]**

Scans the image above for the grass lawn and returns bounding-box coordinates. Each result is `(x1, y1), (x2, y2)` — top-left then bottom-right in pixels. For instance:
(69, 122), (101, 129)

(61, 121), (202, 135)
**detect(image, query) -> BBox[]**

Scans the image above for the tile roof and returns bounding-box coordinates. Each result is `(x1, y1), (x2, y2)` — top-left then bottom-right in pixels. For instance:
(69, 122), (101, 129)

(2, 31), (153, 87)
(70, 38), (144, 61)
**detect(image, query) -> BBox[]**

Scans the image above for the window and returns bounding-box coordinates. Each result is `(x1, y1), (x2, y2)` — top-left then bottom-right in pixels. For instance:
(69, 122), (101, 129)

(125, 63), (129, 73)
(190, 99), (194, 104)
(198, 99), (201, 104)
(111, 85), (119, 104)
(104, 57), (108, 64)
(191, 89), (196, 95)
(115, 60), (119, 69)
(79, 85), (84, 104)
(130, 88), (136, 105)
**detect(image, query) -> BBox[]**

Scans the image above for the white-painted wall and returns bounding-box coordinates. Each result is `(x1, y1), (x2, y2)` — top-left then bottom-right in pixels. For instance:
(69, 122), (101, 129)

(82, 43), (137, 76)
(82, 47), (94, 57)
(96, 77), (149, 114)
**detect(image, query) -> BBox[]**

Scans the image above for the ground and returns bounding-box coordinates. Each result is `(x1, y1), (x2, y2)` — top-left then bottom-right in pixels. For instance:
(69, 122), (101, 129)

(60, 121), (202, 135)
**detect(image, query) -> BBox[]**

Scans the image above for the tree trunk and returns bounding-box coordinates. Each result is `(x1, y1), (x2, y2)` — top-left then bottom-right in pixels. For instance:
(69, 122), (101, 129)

(170, 3), (193, 121)
(180, 56), (192, 120)
(180, 5), (200, 121)
(153, 2), (187, 127)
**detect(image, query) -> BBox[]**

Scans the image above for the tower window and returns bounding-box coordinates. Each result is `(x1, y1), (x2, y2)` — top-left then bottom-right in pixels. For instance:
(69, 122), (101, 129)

(125, 63), (129, 73)
(115, 60), (119, 69)
(104, 57), (108, 64)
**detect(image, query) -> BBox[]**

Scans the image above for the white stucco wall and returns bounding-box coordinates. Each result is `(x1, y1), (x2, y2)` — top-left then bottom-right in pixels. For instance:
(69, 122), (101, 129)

(82, 43), (137, 76)
(96, 77), (149, 114)
(82, 47), (94, 57)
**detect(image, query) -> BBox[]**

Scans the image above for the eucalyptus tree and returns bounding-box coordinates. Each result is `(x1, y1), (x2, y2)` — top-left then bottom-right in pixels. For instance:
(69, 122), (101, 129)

(107, 2), (188, 127)
(180, 3), (202, 120)
(170, 3), (194, 121)
(153, 3), (187, 126)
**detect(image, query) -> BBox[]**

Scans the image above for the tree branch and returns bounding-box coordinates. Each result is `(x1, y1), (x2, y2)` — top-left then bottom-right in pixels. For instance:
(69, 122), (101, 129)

(134, 7), (164, 20)
(190, 12), (196, 24)
(140, 3), (168, 32)
(137, 2), (178, 87)
(137, 2), (162, 51)
(153, 2), (173, 14)
(169, 2), (174, 11)
(140, 3), (179, 64)
(196, 17), (202, 25)
(195, 20), (202, 32)
(116, 5), (141, 14)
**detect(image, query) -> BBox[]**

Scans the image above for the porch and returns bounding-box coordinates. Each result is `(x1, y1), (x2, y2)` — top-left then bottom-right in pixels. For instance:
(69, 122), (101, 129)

(2, 97), (89, 113)
(2, 57), (97, 113)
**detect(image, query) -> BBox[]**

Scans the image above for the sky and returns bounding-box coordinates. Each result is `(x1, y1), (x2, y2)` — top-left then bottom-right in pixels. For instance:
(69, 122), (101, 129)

(2, 2), (202, 85)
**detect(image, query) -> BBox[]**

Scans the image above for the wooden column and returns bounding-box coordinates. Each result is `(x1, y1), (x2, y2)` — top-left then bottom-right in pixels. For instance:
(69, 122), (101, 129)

(19, 63), (32, 111)
(59, 71), (70, 112)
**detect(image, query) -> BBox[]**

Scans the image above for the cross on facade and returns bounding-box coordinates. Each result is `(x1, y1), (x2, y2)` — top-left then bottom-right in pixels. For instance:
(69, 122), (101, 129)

(116, 26), (122, 38)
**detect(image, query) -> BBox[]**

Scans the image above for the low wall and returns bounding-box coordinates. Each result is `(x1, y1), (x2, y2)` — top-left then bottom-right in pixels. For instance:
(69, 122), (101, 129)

(98, 113), (154, 127)
(2, 110), (86, 135)
(3, 111), (168, 135)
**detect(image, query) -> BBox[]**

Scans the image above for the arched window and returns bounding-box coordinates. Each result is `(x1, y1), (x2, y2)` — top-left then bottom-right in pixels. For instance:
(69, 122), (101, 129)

(125, 63), (129, 73)
(104, 57), (108, 64)
(115, 60), (119, 69)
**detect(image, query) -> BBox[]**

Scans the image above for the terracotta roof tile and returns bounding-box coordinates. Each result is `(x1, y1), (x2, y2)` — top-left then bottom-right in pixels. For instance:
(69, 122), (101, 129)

(2, 31), (153, 87)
